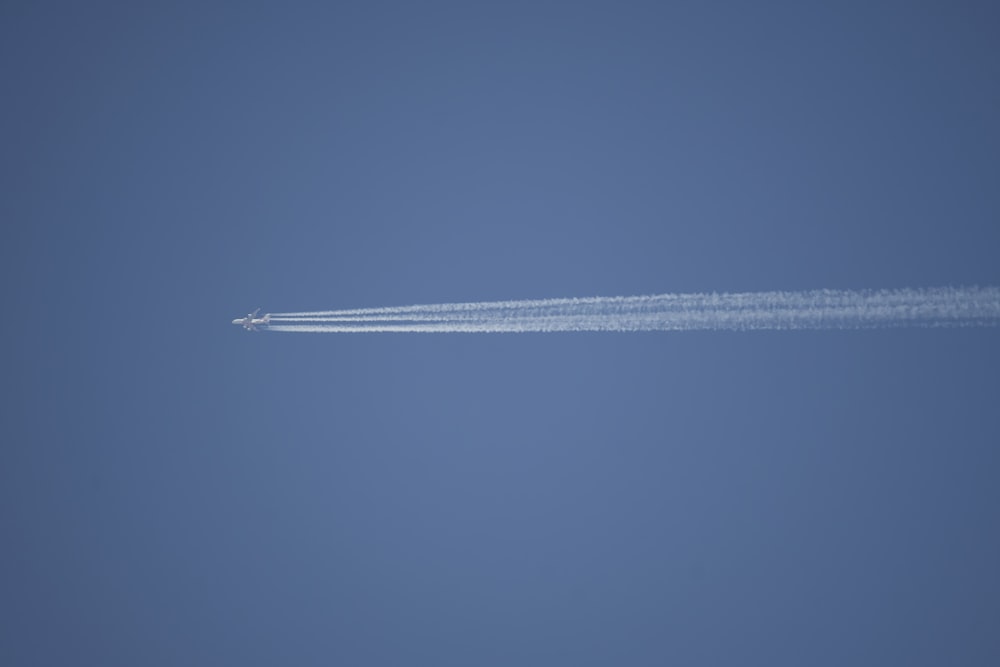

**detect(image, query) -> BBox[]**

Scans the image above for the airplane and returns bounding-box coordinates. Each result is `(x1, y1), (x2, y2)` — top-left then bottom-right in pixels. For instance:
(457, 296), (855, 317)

(232, 308), (271, 331)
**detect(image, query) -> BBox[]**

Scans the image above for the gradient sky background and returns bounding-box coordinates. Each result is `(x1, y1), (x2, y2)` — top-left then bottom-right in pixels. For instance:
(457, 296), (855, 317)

(4, 2), (1000, 665)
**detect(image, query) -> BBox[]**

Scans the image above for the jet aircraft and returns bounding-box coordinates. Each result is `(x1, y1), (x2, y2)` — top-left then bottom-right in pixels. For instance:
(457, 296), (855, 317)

(232, 308), (271, 331)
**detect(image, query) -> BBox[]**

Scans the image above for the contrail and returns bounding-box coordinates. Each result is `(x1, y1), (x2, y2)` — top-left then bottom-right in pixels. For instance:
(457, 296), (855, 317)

(263, 286), (1000, 333)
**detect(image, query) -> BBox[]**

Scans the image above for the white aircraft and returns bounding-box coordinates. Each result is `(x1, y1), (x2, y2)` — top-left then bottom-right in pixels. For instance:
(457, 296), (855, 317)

(232, 308), (271, 331)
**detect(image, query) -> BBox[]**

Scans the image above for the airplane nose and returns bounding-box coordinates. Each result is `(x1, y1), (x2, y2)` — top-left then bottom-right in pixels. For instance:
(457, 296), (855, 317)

(231, 319), (241, 325)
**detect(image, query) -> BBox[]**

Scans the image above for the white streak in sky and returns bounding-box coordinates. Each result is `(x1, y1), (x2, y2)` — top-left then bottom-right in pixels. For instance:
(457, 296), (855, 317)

(264, 286), (1000, 333)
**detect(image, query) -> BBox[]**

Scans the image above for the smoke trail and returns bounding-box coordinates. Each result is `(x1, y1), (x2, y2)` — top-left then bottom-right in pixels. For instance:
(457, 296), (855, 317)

(263, 286), (1000, 333)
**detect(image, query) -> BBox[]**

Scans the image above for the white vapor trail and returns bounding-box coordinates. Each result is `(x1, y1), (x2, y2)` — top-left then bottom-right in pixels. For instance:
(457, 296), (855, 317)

(263, 286), (1000, 333)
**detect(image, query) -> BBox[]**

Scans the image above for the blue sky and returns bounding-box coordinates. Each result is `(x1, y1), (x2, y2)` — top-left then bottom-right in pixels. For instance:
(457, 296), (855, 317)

(4, 2), (1000, 665)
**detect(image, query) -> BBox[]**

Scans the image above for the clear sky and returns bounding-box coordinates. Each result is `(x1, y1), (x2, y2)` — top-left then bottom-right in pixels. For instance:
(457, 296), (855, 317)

(4, 2), (999, 665)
